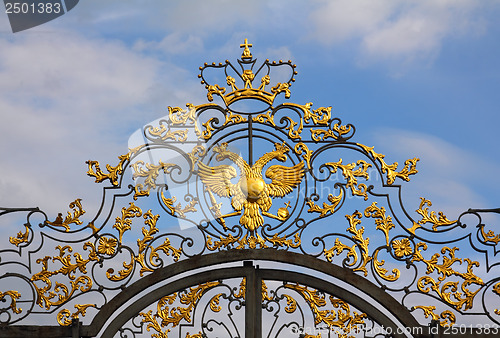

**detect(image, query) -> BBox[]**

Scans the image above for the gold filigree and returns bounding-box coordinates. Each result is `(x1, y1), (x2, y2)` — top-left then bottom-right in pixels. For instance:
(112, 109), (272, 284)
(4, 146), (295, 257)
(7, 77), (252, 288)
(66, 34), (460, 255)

(326, 159), (371, 200)
(344, 211), (371, 276)
(140, 281), (220, 337)
(282, 116), (303, 140)
(479, 225), (500, 245)
(357, 143), (418, 185)
(185, 332), (203, 338)
(113, 203), (142, 243)
(409, 198), (456, 233)
(107, 209), (182, 280)
(9, 224), (30, 246)
(131, 160), (176, 200)
(324, 211), (371, 276)
(86, 153), (129, 186)
(266, 233), (301, 249)
(493, 282), (500, 315)
(253, 110), (275, 125)
(373, 249), (400, 282)
(412, 244), (484, 311)
(364, 202), (395, 246)
(413, 306), (456, 327)
(57, 303), (96, 326)
(45, 199), (85, 232)
(31, 242), (98, 310)
(0, 290), (22, 314)
(146, 121), (188, 142)
(284, 283), (367, 334)
(294, 142), (313, 170)
(160, 192), (198, 218)
(307, 190), (343, 217)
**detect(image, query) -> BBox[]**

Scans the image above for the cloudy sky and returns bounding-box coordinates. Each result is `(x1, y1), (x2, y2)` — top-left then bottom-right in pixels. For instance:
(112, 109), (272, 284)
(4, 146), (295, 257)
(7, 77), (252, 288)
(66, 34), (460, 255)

(1, 0), (499, 226)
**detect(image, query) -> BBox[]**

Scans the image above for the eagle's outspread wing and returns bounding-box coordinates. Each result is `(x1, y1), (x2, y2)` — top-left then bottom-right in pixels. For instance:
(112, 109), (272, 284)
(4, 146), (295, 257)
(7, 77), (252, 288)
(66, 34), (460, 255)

(265, 161), (305, 197)
(197, 162), (238, 197)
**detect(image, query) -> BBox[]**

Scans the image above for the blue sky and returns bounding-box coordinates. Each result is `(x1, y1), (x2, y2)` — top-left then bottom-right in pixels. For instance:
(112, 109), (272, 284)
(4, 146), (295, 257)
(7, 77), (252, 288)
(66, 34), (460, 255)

(0, 0), (499, 226)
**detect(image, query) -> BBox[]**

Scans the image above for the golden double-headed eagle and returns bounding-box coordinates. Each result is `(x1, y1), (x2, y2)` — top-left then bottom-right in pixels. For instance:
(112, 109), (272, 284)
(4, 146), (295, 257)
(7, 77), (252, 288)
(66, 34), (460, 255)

(197, 142), (305, 231)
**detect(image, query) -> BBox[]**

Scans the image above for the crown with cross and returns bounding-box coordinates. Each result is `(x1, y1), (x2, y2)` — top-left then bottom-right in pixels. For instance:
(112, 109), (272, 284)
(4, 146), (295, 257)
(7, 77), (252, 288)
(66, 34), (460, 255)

(198, 39), (298, 107)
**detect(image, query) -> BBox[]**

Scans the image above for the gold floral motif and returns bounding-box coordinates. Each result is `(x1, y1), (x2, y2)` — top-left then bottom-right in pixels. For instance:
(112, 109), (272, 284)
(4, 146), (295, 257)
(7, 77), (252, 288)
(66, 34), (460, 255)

(107, 209), (182, 280)
(113, 203), (142, 243)
(294, 142), (313, 170)
(282, 115), (304, 140)
(140, 281), (220, 337)
(97, 236), (117, 256)
(284, 283), (366, 335)
(479, 225), (500, 245)
(253, 110), (275, 125)
(160, 192), (198, 218)
(372, 249), (400, 282)
(45, 199), (85, 232)
(9, 224), (30, 246)
(413, 306), (456, 327)
(310, 122), (352, 142)
(146, 121), (188, 142)
(412, 244), (484, 311)
(307, 190), (343, 217)
(185, 332), (203, 338)
(0, 290), (22, 314)
(391, 238), (412, 258)
(409, 198), (456, 233)
(324, 212), (371, 276)
(266, 233), (301, 249)
(31, 242), (98, 311)
(57, 303), (96, 326)
(131, 160), (176, 200)
(325, 159), (371, 200)
(493, 282), (500, 315)
(86, 153), (129, 186)
(357, 143), (418, 185)
(364, 202), (395, 246)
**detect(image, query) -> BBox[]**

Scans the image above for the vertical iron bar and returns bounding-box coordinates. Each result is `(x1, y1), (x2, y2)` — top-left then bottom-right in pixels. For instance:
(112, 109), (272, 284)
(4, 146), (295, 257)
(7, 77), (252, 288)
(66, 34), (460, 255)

(244, 262), (262, 338)
(248, 116), (253, 165)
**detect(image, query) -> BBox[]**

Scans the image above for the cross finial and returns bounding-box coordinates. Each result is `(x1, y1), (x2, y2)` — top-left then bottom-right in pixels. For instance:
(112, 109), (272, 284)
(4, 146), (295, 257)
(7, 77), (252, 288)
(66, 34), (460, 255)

(240, 38), (253, 60)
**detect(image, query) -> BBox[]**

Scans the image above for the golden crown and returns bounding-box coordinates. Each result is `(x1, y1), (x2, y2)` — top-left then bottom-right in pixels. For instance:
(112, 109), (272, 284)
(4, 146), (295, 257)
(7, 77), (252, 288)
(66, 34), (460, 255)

(198, 39), (298, 107)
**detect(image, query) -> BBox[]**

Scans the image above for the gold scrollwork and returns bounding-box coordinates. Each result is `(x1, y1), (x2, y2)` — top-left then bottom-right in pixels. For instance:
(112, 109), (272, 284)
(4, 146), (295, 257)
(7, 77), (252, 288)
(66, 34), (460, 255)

(147, 122), (188, 142)
(31, 242), (98, 311)
(412, 244), (484, 311)
(45, 199), (85, 232)
(9, 224), (30, 246)
(107, 207), (182, 281)
(140, 281), (220, 336)
(284, 283), (367, 334)
(326, 159), (371, 200)
(479, 225), (500, 245)
(0, 290), (22, 314)
(86, 153), (130, 186)
(307, 190), (343, 217)
(131, 160), (176, 200)
(357, 143), (418, 185)
(57, 303), (96, 326)
(364, 202), (395, 246)
(409, 198), (456, 234)
(160, 192), (198, 218)
(413, 305), (456, 327)
(294, 142), (313, 170)
(493, 282), (500, 315)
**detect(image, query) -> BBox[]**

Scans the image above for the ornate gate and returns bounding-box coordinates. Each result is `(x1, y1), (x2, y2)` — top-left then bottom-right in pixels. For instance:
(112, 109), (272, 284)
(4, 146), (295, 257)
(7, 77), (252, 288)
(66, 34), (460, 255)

(1, 41), (499, 338)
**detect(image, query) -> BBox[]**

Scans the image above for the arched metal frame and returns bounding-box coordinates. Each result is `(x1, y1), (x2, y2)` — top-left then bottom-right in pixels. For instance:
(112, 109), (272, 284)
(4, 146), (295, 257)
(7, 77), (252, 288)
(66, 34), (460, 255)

(1, 40), (499, 338)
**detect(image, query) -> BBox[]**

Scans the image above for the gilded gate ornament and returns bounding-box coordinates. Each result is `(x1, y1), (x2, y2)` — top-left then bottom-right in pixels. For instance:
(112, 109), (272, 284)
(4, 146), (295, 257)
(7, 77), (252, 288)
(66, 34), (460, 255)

(1, 39), (499, 337)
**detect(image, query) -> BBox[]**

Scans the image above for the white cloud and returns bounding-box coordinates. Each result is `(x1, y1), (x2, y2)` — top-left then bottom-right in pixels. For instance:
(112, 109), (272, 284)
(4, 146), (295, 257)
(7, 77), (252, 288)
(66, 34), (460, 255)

(0, 31), (165, 215)
(309, 0), (486, 64)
